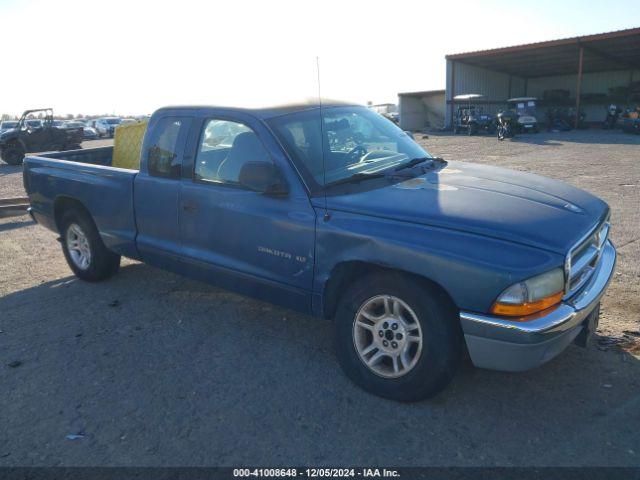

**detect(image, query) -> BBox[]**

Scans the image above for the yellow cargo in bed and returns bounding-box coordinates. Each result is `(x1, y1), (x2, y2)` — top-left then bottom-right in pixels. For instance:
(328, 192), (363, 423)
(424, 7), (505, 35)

(112, 120), (148, 170)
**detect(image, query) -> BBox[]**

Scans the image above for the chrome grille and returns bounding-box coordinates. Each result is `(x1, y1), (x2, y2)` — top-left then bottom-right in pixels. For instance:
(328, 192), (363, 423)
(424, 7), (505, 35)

(565, 220), (609, 298)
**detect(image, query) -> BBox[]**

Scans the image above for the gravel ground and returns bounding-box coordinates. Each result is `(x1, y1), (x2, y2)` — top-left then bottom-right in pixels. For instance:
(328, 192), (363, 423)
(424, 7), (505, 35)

(0, 130), (639, 467)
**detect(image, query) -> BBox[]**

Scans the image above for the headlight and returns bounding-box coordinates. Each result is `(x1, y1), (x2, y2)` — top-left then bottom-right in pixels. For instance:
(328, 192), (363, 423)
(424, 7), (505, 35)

(491, 268), (564, 317)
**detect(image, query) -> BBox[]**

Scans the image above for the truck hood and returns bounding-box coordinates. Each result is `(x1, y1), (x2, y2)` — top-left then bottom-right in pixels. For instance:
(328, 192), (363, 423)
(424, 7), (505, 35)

(322, 161), (608, 254)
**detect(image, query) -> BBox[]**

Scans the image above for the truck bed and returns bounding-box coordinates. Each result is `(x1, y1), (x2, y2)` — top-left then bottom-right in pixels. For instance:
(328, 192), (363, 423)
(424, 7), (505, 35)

(23, 146), (140, 258)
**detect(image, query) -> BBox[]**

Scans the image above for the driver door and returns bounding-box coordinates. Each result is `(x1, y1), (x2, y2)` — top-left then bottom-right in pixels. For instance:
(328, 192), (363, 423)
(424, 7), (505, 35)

(178, 113), (316, 312)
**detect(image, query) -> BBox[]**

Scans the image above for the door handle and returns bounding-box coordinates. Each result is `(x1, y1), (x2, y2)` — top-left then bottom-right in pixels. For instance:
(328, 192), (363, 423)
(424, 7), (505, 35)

(182, 202), (198, 213)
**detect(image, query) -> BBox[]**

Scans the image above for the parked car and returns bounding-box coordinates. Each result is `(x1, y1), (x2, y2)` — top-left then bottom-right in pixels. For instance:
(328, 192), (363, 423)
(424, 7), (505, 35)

(94, 117), (122, 138)
(64, 121), (98, 140)
(382, 112), (399, 124)
(23, 102), (615, 401)
(0, 109), (83, 165)
(507, 97), (539, 132)
(0, 120), (19, 133)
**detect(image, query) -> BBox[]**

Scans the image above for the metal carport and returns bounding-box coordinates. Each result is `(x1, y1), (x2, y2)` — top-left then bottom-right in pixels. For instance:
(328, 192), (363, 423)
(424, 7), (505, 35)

(444, 27), (640, 128)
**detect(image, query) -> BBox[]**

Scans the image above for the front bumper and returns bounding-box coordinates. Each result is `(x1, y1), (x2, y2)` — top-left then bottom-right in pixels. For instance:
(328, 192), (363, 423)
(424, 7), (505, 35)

(460, 240), (616, 371)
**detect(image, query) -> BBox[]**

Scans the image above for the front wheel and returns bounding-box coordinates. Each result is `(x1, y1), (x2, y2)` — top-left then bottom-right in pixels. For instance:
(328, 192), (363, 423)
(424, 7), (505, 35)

(60, 209), (120, 282)
(334, 274), (462, 402)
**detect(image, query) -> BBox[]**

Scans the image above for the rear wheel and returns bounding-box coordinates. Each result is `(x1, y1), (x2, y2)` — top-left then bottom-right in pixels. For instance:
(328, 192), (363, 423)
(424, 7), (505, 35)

(60, 209), (120, 282)
(334, 274), (462, 402)
(1, 143), (25, 165)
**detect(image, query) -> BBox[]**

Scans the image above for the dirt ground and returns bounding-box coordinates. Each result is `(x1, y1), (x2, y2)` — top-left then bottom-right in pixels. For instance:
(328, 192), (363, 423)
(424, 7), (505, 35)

(0, 131), (639, 467)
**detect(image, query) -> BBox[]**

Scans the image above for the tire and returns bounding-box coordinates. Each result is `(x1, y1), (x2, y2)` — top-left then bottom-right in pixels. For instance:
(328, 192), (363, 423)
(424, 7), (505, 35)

(60, 209), (120, 282)
(334, 273), (462, 402)
(1, 143), (25, 165)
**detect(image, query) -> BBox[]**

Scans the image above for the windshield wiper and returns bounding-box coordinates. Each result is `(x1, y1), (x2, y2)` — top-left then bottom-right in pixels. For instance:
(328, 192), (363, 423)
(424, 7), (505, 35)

(394, 156), (445, 172)
(325, 172), (387, 187)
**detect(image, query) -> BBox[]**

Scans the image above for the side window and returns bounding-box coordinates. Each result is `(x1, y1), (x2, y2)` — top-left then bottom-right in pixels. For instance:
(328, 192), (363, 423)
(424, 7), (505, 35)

(194, 119), (271, 185)
(147, 117), (184, 179)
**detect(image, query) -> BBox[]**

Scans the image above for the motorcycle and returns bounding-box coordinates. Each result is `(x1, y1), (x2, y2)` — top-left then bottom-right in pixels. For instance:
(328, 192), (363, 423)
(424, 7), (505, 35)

(496, 110), (516, 140)
(602, 104), (620, 129)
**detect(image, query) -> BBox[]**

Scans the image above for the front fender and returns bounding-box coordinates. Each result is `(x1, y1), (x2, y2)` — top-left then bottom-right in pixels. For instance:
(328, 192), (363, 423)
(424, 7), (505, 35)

(315, 210), (563, 314)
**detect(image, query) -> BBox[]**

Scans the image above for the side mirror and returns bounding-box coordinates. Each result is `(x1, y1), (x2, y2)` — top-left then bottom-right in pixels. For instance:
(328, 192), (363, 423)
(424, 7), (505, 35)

(404, 130), (415, 139)
(239, 161), (289, 195)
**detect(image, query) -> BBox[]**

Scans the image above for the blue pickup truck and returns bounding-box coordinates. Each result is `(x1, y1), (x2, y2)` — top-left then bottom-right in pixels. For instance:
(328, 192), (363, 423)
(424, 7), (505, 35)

(23, 102), (616, 401)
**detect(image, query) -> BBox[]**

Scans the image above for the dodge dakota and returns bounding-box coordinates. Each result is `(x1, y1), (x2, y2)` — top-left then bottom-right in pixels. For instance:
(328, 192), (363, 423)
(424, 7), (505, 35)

(23, 102), (616, 401)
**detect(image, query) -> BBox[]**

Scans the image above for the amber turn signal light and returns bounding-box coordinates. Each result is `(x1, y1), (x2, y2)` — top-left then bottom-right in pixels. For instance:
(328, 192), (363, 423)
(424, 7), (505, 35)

(490, 291), (563, 318)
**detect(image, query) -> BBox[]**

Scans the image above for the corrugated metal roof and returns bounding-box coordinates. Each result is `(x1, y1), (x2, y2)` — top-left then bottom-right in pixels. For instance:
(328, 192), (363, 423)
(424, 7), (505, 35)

(446, 27), (640, 78)
(398, 89), (446, 97)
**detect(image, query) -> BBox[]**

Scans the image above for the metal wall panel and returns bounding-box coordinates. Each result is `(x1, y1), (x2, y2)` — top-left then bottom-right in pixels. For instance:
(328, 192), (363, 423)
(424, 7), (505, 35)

(445, 61), (527, 126)
(399, 93), (446, 130)
(399, 95), (425, 130)
(527, 69), (638, 97)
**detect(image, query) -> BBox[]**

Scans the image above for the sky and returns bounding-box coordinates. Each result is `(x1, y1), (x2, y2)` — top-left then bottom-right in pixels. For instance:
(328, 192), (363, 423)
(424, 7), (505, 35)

(1, 0), (639, 116)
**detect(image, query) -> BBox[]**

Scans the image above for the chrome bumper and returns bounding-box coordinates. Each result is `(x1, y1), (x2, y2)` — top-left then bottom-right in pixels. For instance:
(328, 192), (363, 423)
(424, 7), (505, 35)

(460, 240), (616, 371)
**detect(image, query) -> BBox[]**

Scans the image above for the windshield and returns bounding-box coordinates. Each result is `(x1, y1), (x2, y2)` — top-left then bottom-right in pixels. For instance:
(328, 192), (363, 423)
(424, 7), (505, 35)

(268, 106), (430, 188)
(105, 118), (121, 125)
(511, 100), (537, 115)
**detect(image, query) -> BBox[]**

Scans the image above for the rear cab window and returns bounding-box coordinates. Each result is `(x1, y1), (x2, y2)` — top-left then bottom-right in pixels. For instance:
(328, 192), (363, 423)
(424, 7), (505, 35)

(146, 116), (192, 179)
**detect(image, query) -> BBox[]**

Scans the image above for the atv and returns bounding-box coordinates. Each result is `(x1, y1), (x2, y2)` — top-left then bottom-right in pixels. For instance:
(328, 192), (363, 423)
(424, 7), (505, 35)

(0, 108), (83, 165)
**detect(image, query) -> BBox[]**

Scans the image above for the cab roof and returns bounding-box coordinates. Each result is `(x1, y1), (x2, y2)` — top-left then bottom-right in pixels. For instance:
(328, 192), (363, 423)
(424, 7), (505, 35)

(154, 99), (360, 120)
